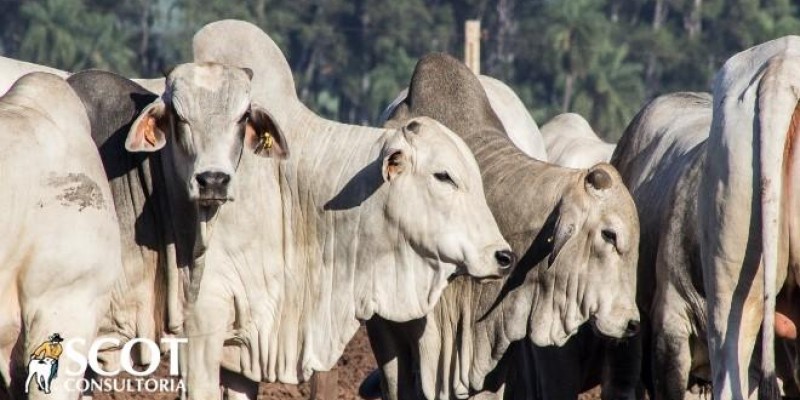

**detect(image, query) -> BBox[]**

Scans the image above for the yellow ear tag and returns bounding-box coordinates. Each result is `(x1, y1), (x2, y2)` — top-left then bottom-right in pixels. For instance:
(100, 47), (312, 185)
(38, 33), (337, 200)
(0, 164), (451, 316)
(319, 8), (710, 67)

(256, 133), (274, 154)
(264, 134), (274, 150)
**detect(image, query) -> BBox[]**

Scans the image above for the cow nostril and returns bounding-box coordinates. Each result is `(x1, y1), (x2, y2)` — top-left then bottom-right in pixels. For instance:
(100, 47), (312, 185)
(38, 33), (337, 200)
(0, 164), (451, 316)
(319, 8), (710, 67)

(625, 320), (640, 336)
(196, 171), (231, 189)
(495, 250), (516, 269)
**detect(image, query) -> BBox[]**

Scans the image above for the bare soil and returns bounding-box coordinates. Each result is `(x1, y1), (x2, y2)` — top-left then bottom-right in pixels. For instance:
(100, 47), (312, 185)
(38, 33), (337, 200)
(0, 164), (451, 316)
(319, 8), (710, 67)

(94, 327), (600, 399)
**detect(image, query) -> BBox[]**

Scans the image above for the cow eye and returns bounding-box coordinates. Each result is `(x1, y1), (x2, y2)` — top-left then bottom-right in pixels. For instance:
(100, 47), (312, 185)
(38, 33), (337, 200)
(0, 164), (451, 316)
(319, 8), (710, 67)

(433, 171), (457, 188)
(601, 229), (617, 247)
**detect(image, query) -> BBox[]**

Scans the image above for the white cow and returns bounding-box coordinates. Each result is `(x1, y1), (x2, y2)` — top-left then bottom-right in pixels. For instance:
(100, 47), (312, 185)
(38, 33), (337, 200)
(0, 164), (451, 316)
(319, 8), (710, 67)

(0, 73), (122, 400)
(56, 20), (514, 400)
(699, 35), (800, 399)
(0, 57), (67, 95)
(612, 92), (715, 399)
(541, 113), (616, 168)
(0, 55), (165, 95)
(185, 21), (514, 400)
(24, 358), (56, 394)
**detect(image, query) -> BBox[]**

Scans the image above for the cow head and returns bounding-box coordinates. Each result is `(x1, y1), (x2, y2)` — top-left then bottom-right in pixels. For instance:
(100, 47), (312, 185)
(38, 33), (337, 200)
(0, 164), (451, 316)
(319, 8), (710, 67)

(381, 117), (515, 279)
(126, 62), (288, 207)
(531, 163), (640, 346)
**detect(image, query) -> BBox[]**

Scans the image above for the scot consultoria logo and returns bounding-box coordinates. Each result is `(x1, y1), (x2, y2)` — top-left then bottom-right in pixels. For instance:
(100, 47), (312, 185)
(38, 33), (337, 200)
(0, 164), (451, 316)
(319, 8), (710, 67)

(24, 333), (64, 394)
(24, 333), (187, 395)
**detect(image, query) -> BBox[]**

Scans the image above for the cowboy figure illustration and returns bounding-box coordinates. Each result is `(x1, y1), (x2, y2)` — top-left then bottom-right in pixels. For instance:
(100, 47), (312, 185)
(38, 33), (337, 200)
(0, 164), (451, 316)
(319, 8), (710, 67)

(24, 333), (64, 394)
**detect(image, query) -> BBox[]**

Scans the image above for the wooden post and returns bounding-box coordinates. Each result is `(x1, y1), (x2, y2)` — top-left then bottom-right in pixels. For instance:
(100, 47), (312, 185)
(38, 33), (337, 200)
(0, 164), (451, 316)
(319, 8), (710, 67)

(464, 20), (481, 75)
(310, 369), (338, 400)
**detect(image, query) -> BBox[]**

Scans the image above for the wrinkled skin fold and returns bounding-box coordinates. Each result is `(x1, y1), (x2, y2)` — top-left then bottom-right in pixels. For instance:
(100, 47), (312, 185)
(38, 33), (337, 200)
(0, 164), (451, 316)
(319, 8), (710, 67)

(367, 53), (640, 399)
(183, 20), (513, 400)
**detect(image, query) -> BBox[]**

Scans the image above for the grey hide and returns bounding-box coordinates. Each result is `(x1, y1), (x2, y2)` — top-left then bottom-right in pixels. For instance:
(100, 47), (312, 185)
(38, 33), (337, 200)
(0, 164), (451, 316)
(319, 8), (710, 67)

(379, 75), (548, 162)
(367, 53), (641, 400)
(611, 92), (714, 399)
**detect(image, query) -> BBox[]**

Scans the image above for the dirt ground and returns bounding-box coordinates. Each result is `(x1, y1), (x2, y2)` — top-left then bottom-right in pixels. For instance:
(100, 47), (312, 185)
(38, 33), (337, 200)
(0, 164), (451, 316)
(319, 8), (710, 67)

(94, 327), (601, 399)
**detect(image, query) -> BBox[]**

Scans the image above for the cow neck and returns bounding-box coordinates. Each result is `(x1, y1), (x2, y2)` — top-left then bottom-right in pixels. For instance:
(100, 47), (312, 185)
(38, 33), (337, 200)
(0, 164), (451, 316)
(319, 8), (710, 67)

(154, 137), (223, 307)
(283, 107), (458, 326)
(411, 127), (587, 395)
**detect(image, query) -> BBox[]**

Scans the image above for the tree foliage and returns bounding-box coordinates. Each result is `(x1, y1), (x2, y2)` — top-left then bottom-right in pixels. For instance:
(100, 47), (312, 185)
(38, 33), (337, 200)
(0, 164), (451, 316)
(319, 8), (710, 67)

(1, 0), (798, 140)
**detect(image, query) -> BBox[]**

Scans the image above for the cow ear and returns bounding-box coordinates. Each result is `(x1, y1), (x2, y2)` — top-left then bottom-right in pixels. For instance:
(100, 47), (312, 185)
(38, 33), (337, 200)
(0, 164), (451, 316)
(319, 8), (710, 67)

(402, 118), (424, 136)
(585, 165), (614, 194)
(382, 131), (413, 182)
(126, 98), (168, 152)
(382, 149), (406, 182)
(245, 104), (289, 159)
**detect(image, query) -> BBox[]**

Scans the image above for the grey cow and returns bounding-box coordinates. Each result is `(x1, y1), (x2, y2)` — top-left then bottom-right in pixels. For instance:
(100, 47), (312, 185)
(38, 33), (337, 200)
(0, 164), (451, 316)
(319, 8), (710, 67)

(364, 53), (640, 399)
(614, 41), (800, 399)
(611, 92), (715, 399)
(612, 37), (800, 400)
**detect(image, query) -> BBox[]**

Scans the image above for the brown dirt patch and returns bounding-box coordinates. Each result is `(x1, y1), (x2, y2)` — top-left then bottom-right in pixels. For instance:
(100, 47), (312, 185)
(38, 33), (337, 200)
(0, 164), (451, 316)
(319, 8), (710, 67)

(93, 327), (601, 399)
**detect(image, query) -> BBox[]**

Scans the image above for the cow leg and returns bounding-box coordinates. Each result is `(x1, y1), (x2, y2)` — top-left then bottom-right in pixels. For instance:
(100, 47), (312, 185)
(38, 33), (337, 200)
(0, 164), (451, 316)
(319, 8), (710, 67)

(706, 275), (764, 400)
(651, 288), (694, 400)
(358, 369), (383, 400)
(366, 317), (416, 400)
(20, 288), (106, 400)
(23, 367), (34, 394)
(184, 278), (231, 400)
(601, 334), (642, 400)
(310, 370), (338, 400)
(220, 368), (258, 400)
(652, 331), (691, 400)
(42, 370), (50, 394)
(531, 334), (585, 399)
(0, 287), (20, 396)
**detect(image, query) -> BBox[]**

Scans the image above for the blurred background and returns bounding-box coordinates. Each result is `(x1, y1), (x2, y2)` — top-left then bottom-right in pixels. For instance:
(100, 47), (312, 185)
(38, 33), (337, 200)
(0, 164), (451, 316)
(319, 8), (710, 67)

(1, 0), (797, 140)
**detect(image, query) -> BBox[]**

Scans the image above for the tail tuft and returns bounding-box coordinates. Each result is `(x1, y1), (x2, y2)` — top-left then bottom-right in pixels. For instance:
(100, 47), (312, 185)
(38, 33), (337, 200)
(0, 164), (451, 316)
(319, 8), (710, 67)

(758, 372), (781, 400)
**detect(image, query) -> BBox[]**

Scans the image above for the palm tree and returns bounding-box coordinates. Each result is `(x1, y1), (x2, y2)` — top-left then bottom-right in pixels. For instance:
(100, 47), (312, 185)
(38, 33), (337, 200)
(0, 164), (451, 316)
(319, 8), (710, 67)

(543, 0), (607, 112)
(572, 42), (644, 141)
(19, 0), (134, 74)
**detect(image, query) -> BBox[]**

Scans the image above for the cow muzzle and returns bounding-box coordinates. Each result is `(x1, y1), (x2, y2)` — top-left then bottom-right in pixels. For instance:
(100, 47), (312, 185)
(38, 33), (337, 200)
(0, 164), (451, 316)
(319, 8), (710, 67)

(195, 170), (232, 206)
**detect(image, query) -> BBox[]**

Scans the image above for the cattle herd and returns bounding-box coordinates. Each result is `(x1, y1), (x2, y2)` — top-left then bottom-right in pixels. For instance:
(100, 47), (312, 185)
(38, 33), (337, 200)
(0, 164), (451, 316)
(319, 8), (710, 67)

(0, 18), (799, 400)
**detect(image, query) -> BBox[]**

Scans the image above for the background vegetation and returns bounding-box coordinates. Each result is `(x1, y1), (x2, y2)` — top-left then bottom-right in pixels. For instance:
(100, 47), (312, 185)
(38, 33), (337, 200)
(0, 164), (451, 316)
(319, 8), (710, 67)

(1, 0), (798, 140)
